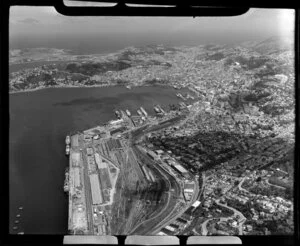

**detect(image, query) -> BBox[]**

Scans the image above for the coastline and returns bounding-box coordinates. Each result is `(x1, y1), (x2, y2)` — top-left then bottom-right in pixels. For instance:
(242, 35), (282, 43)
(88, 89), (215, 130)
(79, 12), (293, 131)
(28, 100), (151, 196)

(9, 84), (114, 95)
(9, 83), (191, 95)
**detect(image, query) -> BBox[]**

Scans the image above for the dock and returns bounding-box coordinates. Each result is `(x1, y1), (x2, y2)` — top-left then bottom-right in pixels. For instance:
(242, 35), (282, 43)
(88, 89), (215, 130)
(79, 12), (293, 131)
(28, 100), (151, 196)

(66, 127), (121, 235)
(64, 104), (190, 235)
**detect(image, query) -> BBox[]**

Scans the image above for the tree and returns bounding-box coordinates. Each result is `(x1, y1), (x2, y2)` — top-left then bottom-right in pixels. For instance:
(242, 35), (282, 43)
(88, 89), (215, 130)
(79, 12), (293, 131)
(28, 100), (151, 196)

(215, 187), (222, 195)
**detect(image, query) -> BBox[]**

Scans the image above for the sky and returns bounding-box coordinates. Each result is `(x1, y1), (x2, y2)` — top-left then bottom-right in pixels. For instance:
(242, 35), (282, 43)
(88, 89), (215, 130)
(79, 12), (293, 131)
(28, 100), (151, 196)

(9, 6), (295, 54)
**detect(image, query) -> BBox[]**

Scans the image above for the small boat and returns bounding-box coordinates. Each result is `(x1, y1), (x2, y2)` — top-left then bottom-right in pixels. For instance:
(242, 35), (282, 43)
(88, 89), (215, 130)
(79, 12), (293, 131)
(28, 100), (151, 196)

(64, 184), (69, 192)
(17, 232), (24, 235)
(156, 105), (165, 113)
(125, 109), (131, 117)
(13, 226), (18, 230)
(18, 207), (23, 210)
(126, 85), (132, 90)
(16, 214), (21, 218)
(14, 220), (19, 224)
(140, 107), (148, 117)
(137, 109), (142, 116)
(64, 168), (69, 192)
(154, 106), (160, 113)
(65, 136), (70, 145)
(65, 145), (70, 155)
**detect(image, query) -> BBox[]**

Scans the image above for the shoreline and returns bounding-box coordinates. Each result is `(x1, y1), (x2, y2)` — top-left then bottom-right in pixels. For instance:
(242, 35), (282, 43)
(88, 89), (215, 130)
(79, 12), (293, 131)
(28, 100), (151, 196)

(9, 84), (112, 95)
(9, 83), (190, 95)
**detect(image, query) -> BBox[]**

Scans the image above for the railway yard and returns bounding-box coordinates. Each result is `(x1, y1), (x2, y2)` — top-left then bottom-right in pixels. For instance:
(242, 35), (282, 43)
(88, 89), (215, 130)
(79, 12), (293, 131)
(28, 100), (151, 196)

(65, 105), (201, 235)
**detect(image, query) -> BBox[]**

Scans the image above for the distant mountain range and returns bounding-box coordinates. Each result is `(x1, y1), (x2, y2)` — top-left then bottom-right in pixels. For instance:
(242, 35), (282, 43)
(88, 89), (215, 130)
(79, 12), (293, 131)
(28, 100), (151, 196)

(241, 35), (294, 55)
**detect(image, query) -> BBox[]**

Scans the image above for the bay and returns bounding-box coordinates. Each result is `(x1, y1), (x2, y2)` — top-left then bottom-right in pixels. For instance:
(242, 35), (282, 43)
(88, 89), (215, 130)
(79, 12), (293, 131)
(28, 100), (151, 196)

(9, 85), (193, 234)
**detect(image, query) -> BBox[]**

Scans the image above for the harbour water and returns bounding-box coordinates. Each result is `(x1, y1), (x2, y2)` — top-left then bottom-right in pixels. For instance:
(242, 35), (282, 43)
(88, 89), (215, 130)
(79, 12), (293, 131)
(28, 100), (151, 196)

(9, 85), (195, 234)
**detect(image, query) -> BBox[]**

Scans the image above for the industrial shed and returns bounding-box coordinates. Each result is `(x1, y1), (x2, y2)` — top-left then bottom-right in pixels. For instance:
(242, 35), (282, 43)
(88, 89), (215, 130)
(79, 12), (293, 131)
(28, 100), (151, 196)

(89, 174), (103, 205)
(95, 153), (107, 169)
(174, 164), (188, 174)
(74, 168), (81, 188)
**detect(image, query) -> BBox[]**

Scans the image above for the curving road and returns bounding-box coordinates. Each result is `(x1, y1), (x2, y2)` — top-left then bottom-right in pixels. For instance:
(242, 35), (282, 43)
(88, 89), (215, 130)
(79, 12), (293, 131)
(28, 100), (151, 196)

(200, 218), (214, 236)
(266, 179), (286, 190)
(215, 200), (246, 235)
(238, 177), (250, 193)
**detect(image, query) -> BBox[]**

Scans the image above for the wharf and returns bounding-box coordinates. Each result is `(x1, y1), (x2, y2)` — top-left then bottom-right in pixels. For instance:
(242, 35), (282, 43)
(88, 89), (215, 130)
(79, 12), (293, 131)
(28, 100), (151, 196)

(65, 104), (195, 235)
(66, 126), (120, 235)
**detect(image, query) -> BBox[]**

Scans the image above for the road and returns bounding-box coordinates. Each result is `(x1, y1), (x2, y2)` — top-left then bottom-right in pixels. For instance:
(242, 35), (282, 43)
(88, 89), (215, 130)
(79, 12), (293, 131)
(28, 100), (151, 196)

(266, 179), (286, 190)
(200, 218), (213, 236)
(238, 177), (250, 193)
(215, 200), (246, 235)
(198, 175), (247, 236)
(200, 198), (246, 236)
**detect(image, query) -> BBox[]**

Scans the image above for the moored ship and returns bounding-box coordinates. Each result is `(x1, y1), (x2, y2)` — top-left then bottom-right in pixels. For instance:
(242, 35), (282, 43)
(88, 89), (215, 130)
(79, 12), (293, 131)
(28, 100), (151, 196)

(137, 109), (143, 116)
(140, 107), (148, 117)
(64, 167), (69, 192)
(65, 135), (70, 145)
(125, 109), (131, 117)
(153, 106), (160, 113)
(65, 145), (70, 155)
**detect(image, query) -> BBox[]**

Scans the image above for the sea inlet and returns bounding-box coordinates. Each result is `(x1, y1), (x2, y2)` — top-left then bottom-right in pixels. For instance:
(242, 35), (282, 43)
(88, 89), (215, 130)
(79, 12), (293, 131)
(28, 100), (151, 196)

(9, 85), (194, 234)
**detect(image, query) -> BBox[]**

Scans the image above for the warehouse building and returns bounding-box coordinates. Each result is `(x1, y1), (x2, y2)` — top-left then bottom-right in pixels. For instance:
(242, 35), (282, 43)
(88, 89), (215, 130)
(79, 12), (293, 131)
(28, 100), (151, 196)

(147, 150), (159, 160)
(165, 225), (175, 232)
(110, 127), (126, 136)
(176, 217), (188, 224)
(71, 152), (80, 167)
(192, 200), (201, 208)
(71, 135), (79, 147)
(169, 224), (180, 230)
(184, 181), (195, 193)
(87, 148), (94, 156)
(74, 168), (81, 188)
(89, 174), (103, 205)
(161, 228), (173, 235)
(174, 164), (188, 174)
(95, 153), (107, 169)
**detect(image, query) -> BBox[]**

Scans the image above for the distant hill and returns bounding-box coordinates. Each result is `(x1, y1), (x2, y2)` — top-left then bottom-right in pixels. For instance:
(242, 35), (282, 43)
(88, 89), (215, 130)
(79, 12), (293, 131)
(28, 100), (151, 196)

(245, 36), (293, 55)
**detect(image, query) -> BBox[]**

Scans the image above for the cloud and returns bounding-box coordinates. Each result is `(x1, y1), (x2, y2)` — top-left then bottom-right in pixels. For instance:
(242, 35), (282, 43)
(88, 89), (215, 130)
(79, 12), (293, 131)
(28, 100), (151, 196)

(18, 18), (39, 24)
